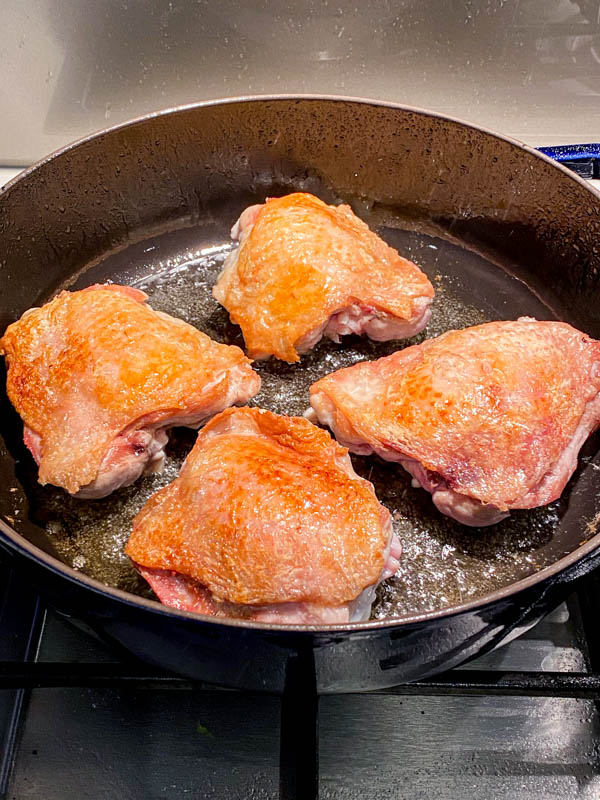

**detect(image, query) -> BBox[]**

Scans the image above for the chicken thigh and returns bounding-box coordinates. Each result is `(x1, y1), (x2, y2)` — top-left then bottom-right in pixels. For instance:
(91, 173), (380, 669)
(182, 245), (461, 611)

(213, 193), (434, 362)
(126, 407), (401, 624)
(0, 284), (260, 498)
(310, 318), (600, 526)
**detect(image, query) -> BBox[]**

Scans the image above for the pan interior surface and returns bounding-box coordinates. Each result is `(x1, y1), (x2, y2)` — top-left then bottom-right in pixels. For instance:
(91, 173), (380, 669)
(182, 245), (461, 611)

(4, 207), (600, 621)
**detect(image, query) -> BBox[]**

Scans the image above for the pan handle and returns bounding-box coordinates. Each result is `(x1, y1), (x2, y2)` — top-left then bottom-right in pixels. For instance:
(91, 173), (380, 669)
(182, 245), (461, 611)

(547, 544), (600, 586)
(537, 143), (600, 179)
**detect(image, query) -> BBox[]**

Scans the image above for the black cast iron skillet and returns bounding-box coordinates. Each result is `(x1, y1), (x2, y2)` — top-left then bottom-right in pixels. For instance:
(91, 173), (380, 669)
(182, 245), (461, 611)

(1, 96), (600, 694)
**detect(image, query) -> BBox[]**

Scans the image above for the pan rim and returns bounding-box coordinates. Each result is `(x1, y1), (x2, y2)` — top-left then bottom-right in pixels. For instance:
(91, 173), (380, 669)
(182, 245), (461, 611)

(0, 510), (597, 633)
(3, 93), (599, 201)
(1, 93), (599, 634)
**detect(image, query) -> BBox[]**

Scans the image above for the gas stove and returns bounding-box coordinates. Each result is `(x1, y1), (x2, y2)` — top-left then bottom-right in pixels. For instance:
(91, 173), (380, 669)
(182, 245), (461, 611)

(2, 0), (600, 796)
(1, 562), (599, 799)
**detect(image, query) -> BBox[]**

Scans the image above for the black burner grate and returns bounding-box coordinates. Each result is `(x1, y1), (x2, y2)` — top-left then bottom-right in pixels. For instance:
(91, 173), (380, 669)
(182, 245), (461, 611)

(1, 564), (600, 800)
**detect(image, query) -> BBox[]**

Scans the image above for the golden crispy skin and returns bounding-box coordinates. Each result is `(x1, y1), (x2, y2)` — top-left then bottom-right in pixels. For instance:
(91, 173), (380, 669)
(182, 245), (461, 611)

(126, 407), (391, 607)
(310, 319), (600, 511)
(213, 193), (434, 362)
(0, 285), (260, 494)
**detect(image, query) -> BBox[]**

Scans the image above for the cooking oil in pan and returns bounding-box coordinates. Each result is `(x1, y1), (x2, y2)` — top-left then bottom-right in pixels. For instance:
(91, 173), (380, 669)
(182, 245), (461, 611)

(6, 224), (597, 619)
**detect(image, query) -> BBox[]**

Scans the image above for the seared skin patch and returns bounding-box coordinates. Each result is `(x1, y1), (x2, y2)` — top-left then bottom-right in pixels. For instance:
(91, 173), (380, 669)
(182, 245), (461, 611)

(213, 193), (434, 362)
(310, 318), (600, 525)
(127, 407), (398, 622)
(0, 285), (260, 496)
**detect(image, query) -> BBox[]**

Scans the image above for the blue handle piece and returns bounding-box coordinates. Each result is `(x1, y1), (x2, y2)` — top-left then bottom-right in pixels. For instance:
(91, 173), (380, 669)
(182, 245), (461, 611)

(536, 144), (600, 178)
(537, 143), (600, 162)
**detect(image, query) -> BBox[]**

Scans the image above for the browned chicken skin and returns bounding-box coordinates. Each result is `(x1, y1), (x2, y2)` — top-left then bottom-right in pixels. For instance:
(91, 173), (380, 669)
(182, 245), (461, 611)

(127, 407), (401, 623)
(213, 193), (434, 362)
(310, 318), (600, 526)
(0, 284), (260, 498)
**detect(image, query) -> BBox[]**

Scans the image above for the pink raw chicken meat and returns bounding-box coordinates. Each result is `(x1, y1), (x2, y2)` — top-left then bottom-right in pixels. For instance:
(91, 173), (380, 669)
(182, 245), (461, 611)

(0, 284), (260, 498)
(309, 318), (600, 526)
(212, 192), (434, 362)
(127, 406), (401, 624)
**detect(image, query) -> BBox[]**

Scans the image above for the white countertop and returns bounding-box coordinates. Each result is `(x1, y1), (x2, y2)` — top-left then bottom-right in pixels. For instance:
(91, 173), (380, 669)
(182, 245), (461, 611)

(0, 167), (23, 185)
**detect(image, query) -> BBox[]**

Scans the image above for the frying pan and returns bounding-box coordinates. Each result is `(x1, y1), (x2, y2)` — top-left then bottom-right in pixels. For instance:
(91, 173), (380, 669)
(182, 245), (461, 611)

(1, 96), (600, 694)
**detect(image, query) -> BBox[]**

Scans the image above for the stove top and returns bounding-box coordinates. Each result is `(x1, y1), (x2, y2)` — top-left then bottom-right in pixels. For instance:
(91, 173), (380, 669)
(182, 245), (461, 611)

(1, 565), (599, 800)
